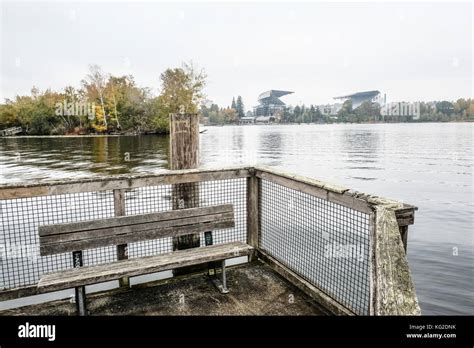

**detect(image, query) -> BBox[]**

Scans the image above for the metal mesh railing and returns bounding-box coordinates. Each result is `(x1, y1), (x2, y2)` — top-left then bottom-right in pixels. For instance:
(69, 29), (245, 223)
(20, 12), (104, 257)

(258, 179), (371, 315)
(125, 180), (247, 258)
(0, 178), (246, 292)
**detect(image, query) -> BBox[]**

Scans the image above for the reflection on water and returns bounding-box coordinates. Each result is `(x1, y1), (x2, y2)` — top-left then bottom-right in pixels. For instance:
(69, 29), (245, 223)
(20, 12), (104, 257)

(339, 130), (381, 180)
(0, 123), (473, 315)
(259, 131), (284, 162)
(0, 136), (169, 182)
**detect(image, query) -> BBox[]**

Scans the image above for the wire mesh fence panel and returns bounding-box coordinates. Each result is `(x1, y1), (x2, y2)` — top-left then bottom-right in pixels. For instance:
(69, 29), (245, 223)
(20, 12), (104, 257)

(0, 191), (116, 291)
(198, 179), (247, 246)
(124, 185), (174, 258)
(259, 179), (371, 315)
(124, 179), (247, 258)
(0, 178), (247, 294)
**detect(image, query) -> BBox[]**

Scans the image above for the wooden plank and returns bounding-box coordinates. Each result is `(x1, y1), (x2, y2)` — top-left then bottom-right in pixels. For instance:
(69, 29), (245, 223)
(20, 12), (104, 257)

(335, 190), (418, 216)
(396, 216), (414, 226)
(0, 285), (38, 301)
(256, 250), (355, 315)
(247, 175), (259, 248)
(39, 205), (235, 256)
(395, 210), (415, 226)
(0, 167), (252, 199)
(372, 206), (421, 315)
(394, 205), (418, 214)
(40, 212), (234, 245)
(40, 219), (235, 256)
(39, 204), (233, 236)
(255, 165), (348, 194)
(255, 170), (328, 200)
(255, 166), (372, 214)
(328, 192), (373, 215)
(37, 242), (253, 293)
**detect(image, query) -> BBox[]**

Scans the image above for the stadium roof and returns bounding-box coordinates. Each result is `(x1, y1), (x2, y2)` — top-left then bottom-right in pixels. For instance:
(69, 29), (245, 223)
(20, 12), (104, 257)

(333, 90), (380, 100)
(257, 90), (294, 106)
(258, 90), (293, 100)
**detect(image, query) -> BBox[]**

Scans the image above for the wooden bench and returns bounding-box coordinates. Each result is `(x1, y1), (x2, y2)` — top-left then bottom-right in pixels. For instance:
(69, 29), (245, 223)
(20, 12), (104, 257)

(37, 204), (253, 315)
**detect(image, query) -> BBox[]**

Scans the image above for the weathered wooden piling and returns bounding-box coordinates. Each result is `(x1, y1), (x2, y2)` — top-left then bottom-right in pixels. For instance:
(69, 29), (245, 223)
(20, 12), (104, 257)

(169, 113), (202, 275)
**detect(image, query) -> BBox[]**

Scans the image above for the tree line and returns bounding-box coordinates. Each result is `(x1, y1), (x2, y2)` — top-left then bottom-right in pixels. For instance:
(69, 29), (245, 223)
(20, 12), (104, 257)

(203, 98), (474, 125)
(1, 67), (472, 134)
(334, 99), (474, 123)
(199, 95), (246, 125)
(0, 63), (206, 135)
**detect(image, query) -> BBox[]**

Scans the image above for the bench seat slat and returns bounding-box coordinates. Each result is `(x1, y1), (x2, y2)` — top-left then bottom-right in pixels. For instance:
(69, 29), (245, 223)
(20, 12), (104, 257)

(37, 242), (253, 293)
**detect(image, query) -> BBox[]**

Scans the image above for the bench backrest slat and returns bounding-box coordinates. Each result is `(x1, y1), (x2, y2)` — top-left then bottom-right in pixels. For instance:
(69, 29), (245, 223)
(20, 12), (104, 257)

(38, 204), (235, 256)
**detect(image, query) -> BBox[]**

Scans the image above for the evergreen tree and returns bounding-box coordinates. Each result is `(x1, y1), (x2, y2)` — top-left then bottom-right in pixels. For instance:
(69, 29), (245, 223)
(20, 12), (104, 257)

(231, 97), (236, 110)
(293, 105), (302, 121)
(236, 96), (245, 118)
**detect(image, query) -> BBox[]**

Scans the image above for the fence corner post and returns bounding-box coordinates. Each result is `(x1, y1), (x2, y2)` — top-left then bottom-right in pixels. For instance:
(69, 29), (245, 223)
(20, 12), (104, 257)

(247, 170), (259, 260)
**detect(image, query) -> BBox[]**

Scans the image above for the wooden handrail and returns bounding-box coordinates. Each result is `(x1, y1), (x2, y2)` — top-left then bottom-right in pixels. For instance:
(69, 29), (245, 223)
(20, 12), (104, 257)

(0, 166), (253, 199)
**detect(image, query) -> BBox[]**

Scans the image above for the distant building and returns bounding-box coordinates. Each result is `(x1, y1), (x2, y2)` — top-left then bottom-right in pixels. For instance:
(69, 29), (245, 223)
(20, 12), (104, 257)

(254, 90), (293, 116)
(333, 90), (381, 109)
(255, 116), (273, 124)
(316, 103), (342, 116)
(240, 116), (255, 124)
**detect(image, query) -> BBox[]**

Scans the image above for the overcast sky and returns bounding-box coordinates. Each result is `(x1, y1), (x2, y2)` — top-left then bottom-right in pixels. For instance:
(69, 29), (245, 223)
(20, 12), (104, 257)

(1, 1), (472, 108)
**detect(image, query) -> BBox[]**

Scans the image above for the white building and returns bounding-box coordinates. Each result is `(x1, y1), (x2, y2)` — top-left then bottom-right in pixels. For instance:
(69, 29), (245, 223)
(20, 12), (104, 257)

(255, 116), (273, 124)
(316, 103), (342, 116)
(240, 116), (255, 124)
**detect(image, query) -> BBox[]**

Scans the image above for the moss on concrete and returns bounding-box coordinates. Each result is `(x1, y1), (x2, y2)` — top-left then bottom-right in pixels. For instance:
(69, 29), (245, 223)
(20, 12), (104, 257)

(1, 261), (325, 316)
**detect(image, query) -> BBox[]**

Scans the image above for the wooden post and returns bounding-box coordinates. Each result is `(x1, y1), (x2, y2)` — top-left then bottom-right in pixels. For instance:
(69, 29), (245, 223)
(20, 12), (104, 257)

(399, 226), (409, 253)
(394, 207), (416, 253)
(169, 113), (200, 170)
(169, 113), (202, 275)
(372, 206), (421, 315)
(247, 173), (259, 261)
(114, 188), (129, 287)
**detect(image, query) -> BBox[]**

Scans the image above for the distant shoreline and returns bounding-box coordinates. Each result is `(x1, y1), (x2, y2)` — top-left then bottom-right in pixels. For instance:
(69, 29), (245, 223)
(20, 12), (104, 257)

(204, 120), (474, 127)
(1, 120), (472, 138)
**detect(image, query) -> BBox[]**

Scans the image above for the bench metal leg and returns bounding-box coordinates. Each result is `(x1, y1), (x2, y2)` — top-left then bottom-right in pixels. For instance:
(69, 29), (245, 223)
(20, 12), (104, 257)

(72, 251), (87, 316)
(221, 260), (229, 294)
(75, 286), (87, 316)
(210, 259), (229, 294)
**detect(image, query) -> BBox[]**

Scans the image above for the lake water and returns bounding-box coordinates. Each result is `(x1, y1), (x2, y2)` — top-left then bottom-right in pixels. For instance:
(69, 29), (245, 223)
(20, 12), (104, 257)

(0, 123), (472, 315)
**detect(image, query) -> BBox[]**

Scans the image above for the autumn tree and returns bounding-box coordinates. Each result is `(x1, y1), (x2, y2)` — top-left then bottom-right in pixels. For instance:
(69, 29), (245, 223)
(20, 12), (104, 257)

(83, 64), (108, 129)
(104, 75), (147, 131)
(159, 62), (207, 114)
(221, 107), (238, 123)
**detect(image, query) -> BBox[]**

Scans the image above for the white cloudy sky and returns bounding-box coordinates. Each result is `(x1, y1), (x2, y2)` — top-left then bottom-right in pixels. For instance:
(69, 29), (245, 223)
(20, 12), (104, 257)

(1, 1), (472, 108)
